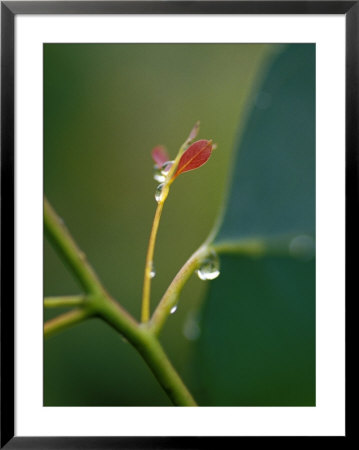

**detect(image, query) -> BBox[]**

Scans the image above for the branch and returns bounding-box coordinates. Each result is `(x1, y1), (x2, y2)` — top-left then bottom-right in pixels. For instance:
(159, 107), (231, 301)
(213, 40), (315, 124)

(44, 197), (105, 295)
(148, 237), (274, 336)
(97, 298), (197, 406)
(44, 309), (91, 338)
(141, 201), (164, 322)
(213, 239), (266, 256)
(212, 235), (309, 258)
(44, 295), (86, 308)
(149, 245), (209, 335)
(141, 129), (197, 323)
(44, 197), (198, 406)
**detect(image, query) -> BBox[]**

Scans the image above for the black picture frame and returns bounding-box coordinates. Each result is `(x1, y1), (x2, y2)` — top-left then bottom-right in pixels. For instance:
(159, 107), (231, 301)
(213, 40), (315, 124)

(1, 1), (355, 447)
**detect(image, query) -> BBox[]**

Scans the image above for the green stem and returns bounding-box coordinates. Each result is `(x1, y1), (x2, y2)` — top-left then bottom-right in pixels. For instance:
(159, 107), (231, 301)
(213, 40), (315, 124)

(141, 201), (164, 322)
(44, 197), (105, 295)
(44, 197), (197, 406)
(44, 308), (91, 338)
(43, 287), (197, 405)
(213, 239), (267, 256)
(149, 244), (209, 335)
(98, 298), (197, 406)
(141, 129), (196, 323)
(149, 236), (291, 336)
(213, 235), (306, 258)
(139, 334), (197, 406)
(44, 295), (86, 308)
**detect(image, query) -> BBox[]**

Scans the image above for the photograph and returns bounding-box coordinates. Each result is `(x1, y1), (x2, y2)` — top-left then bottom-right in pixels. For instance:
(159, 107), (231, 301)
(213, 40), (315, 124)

(43, 43), (315, 407)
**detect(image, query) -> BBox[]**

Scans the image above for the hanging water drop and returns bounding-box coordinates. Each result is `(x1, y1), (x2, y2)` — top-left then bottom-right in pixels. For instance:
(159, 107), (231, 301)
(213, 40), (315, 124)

(149, 262), (156, 279)
(196, 250), (220, 280)
(155, 183), (165, 203)
(170, 305), (178, 314)
(161, 160), (174, 176)
(153, 161), (174, 183)
(153, 165), (166, 183)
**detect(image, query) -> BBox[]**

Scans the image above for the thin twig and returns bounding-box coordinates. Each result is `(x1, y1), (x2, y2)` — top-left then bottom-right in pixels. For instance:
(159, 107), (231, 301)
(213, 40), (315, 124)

(44, 295), (86, 308)
(141, 201), (164, 322)
(149, 245), (209, 335)
(44, 197), (198, 406)
(44, 197), (105, 295)
(44, 309), (91, 338)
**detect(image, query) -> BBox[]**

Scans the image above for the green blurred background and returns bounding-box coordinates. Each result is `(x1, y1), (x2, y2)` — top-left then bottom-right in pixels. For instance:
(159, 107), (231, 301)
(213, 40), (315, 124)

(44, 43), (314, 406)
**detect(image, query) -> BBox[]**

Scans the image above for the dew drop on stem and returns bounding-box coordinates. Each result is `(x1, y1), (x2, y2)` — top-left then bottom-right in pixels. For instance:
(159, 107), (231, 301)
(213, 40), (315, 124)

(149, 262), (156, 279)
(196, 250), (220, 280)
(161, 160), (174, 176)
(153, 165), (166, 183)
(154, 161), (174, 183)
(155, 183), (165, 203)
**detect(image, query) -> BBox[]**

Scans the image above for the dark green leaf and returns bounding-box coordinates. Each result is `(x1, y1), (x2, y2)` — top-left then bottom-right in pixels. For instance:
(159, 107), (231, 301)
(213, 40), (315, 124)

(196, 255), (315, 406)
(216, 44), (315, 241)
(194, 45), (316, 406)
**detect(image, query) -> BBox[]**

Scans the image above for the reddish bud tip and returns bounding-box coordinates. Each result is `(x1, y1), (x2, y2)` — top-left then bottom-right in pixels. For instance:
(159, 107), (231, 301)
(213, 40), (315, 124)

(173, 139), (213, 179)
(187, 121), (200, 142)
(151, 145), (170, 167)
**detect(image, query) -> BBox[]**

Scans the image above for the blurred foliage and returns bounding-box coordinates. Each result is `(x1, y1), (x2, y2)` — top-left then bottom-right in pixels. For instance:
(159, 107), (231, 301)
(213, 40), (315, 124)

(44, 43), (314, 406)
(194, 44), (315, 405)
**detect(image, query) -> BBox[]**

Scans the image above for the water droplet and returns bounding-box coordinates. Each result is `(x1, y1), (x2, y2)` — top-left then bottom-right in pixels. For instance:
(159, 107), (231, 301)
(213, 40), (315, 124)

(153, 165), (166, 183)
(153, 161), (174, 182)
(161, 160), (174, 176)
(289, 235), (315, 261)
(170, 305), (178, 314)
(149, 262), (156, 279)
(155, 183), (165, 203)
(196, 250), (220, 280)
